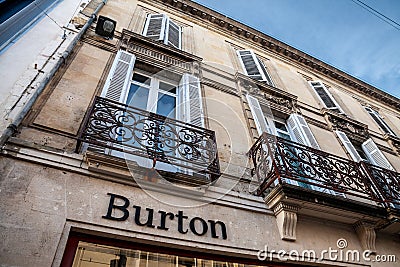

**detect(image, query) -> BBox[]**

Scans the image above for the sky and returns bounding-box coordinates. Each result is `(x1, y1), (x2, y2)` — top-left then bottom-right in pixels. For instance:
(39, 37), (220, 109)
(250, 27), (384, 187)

(193, 0), (400, 99)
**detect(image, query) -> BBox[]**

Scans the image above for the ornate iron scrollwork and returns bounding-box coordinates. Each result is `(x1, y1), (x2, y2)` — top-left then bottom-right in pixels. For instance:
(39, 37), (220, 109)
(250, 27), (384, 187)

(77, 97), (220, 180)
(363, 163), (400, 206)
(247, 133), (398, 208)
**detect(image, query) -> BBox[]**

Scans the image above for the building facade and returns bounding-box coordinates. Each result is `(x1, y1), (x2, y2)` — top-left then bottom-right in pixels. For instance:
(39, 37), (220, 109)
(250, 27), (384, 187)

(0, 0), (101, 140)
(1, 0), (400, 266)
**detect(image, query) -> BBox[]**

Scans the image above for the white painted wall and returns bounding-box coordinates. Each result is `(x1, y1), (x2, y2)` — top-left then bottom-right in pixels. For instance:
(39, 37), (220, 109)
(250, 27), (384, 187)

(0, 0), (86, 130)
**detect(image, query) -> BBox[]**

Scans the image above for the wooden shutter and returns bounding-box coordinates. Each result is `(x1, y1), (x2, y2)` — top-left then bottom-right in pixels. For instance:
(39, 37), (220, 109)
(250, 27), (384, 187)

(246, 94), (273, 136)
(178, 74), (204, 128)
(101, 50), (136, 103)
(362, 138), (395, 170)
(165, 18), (181, 49)
(143, 14), (167, 41)
(287, 114), (320, 149)
(335, 131), (362, 162)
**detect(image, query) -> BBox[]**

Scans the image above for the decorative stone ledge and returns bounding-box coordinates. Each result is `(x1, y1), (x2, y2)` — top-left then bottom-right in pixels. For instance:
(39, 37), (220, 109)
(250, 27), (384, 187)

(354, 221), (376, 253)
(237, 73), (298, 114)
(146, 0), (400, 111)
(323, 109), (369, 142)
(120, 29), (202, 72)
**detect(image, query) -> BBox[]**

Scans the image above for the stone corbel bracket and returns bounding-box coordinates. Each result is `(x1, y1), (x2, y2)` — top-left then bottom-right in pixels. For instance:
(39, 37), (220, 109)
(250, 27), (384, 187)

(354, 221), (377, 253)
(273, 202), (300, 241)
(384, 133), (400, 155)
(265, 189), (301, 241)
(323, 109), (369, 143)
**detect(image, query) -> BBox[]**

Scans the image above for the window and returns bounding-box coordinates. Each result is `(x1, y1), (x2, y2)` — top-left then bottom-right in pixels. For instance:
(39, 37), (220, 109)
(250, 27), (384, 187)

(246, 94), (347, 195)
(127, 72), (178, 119)
(101, 50), (203, 126)
(274, 119), (291, 140)
(68, 240), (263, 267)
(335, 130), (394, 170)
(246, 94), (319, 149)
(237, 50), (274, 86)
(364, 107), (396, 136)
(309, 81), (344, 113)
(143, 14), (182, 50)
(97, 50), (206, 173)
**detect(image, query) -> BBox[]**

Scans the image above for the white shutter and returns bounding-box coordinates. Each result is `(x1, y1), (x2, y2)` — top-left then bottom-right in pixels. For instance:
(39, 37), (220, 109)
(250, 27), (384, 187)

(362, 139), (395, 170)
(335, 131), (363, 162)
(364, 107), (396, 136)
(178, 74), (204, 128)
(256, 56), (274, 86)
(143, 14), (167, 41)
(165, 18), (182, 49)
(246, 94), (273, 136)
(309, 81), (344, 113)
(287, 114), (320, 149)
(101, 50), (136, 103)
(237, 50), (268, 82)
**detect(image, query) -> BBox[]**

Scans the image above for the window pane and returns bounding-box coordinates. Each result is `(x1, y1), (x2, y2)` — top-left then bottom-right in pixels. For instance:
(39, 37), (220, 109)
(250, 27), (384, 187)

(157, 93), (176, 118)
(275, 121), (288, 132)
(127, 84), (149, 110)
(159, 81), (176, 94)
(241, 54), (259, 76)
(355, 145), (370, 162)
(71, 242), (267, 267)
(277, 132), (291, 140)
(133, 73), (151, 86)
(314, 87), (336, 108)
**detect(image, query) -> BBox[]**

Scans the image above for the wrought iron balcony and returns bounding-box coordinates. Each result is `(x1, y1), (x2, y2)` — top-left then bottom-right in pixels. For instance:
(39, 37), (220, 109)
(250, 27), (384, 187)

(363, 163), (400, 207)
(77, 97), (220, 181)
(248, 132), (400, 209)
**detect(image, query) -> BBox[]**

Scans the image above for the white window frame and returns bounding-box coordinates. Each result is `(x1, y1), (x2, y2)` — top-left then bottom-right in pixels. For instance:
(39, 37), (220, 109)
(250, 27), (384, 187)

(309, 81), (344, 114)
(273, 118), (292, 140)
(335, 130), (363, 162)
(237, 50), (274, 86)
(128, 72), (178, 118)
(364, 107), (396, 136)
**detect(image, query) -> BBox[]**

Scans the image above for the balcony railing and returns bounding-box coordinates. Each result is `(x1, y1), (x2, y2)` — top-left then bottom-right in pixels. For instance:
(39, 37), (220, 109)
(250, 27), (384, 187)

(363, 163), (400, 206)
(248, 132), (400, 209)
(77, 97), (220, 181)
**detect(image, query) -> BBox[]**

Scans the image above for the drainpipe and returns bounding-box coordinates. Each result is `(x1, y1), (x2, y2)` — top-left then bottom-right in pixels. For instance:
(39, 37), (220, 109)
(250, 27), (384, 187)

(0, 0), (107, 148)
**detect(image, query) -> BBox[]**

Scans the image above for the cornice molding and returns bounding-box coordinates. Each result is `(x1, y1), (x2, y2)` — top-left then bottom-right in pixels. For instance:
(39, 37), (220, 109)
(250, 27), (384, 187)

(201, 77), (238, 96)
(148, 0), (400, 111)
(120, 29), (202, 73)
